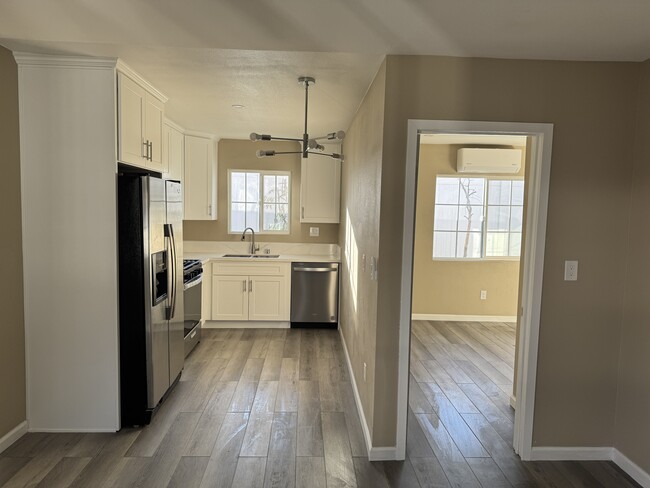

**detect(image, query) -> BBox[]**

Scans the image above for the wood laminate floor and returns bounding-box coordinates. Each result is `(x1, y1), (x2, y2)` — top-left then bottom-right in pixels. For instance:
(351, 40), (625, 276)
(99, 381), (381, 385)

(0, 324), (641, 487)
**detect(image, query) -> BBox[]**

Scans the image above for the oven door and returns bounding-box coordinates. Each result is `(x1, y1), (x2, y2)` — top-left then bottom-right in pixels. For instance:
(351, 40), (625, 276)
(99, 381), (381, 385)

(183, 274), (202, 356)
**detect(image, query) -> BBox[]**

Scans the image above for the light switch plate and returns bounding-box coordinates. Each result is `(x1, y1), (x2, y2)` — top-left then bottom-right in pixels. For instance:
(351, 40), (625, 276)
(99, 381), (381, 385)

(309, 227), (319, 237)
(564, 260), (578, 281)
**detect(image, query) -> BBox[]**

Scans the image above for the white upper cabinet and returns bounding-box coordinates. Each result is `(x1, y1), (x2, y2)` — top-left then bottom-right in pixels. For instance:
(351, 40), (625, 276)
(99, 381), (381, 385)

(144, 94), (164, 171)
(117, 73), (145, 167)
(163, 120), (185, 183)
(117, 70), (166, 172)
(300, 158), (341, 223)
(184, 133), (217, 220)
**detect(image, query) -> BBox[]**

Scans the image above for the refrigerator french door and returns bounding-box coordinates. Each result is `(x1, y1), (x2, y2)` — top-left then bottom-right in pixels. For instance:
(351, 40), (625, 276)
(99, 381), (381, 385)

(118, 174), (184, 426)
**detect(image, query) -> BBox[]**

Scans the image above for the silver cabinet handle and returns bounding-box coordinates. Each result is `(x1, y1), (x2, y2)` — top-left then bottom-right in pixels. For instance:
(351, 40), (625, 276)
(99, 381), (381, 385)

(249, 279), (253, 292)
(148, 141), (153, 161)
(301, 206), (305, 219)
(208, 204), (212, 217)
(243, 280), (247, 292)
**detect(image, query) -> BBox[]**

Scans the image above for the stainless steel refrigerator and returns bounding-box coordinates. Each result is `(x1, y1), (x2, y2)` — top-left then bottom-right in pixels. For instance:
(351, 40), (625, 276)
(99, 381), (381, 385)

(118, 174), (184, 426)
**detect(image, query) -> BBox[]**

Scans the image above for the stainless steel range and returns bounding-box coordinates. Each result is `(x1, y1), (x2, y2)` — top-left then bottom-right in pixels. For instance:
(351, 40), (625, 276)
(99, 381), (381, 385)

(183, 259), (203, 357)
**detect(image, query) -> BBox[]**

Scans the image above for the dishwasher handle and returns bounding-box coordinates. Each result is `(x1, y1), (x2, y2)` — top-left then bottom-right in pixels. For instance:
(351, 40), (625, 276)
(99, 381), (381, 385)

(293, 267), (337, 272)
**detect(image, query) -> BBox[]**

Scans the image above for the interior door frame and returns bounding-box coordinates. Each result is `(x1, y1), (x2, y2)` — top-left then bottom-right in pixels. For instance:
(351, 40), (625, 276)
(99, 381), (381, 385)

(396, 119), (554, 460)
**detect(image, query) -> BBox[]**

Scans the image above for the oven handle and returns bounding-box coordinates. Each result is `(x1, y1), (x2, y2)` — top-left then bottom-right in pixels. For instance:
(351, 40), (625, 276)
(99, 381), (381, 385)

(183, 273), (203, 291)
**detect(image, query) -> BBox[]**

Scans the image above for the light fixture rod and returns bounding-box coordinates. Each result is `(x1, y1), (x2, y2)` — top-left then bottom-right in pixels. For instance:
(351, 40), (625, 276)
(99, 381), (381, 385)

(308, 151), (343, 160)
(304, 80), (309, 137)
(268, 136), (303, 142)
(299, 77), (315, 158)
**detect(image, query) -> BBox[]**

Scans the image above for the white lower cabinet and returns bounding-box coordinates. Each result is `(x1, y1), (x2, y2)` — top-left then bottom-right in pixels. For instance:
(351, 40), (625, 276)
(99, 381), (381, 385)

(211, 262), (290, 321)
(248, 275), (286, 321)
(212, 275), (250, 321)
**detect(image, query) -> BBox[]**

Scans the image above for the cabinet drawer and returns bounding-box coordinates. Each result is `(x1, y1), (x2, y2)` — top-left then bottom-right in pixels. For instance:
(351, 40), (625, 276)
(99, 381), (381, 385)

(213, 261), (289, 276)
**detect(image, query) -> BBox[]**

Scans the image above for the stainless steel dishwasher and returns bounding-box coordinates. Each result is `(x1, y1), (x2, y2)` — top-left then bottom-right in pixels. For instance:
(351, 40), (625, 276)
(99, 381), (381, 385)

(290, 262), (339, 327)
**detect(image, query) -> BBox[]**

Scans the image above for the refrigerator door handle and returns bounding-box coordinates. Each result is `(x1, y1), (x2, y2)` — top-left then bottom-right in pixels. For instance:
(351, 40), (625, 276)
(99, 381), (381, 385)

(164, 223), (177, 320)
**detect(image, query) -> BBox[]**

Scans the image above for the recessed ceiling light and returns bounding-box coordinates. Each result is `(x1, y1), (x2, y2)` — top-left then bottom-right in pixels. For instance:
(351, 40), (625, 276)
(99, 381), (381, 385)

(231, 104), (245, 109)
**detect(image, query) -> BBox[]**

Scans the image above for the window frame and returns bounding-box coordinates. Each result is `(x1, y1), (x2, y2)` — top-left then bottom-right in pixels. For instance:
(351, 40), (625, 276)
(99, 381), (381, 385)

(227, 169), (292, 235)
(432, 175), (524, 261)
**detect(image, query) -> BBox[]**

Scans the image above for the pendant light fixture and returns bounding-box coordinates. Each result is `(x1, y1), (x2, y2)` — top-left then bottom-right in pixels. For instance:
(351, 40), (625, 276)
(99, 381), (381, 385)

(250, 76), (345, 160)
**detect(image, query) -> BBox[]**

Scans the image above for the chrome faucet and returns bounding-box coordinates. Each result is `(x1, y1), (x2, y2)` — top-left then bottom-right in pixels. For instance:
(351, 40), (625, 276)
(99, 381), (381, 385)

(241, 227), (258, 254)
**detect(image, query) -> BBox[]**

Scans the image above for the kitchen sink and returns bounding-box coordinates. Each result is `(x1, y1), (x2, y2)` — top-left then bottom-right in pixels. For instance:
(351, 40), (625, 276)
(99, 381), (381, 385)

(222, 254), (280, 258)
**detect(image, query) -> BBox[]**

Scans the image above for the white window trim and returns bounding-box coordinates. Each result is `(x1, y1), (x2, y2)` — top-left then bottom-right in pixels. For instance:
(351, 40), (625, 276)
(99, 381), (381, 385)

(432, 174), (524, 261)
(227, 169), (291, 235)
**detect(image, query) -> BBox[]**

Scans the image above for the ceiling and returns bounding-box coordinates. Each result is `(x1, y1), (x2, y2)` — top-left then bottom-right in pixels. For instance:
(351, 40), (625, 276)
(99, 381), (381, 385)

(2, 0), (650, 138)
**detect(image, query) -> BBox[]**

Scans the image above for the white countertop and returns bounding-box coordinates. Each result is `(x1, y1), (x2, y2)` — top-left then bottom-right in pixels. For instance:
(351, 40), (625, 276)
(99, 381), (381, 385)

(184, 252), (340, 264)
(183, 240), (341, 264)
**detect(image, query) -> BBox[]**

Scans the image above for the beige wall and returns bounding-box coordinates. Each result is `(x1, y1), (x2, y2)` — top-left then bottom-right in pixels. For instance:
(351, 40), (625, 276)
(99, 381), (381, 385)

(0, 47), (26, 439)
(338, 61), (386, 438)
(614, 59), (650, 473)
(184, 139), (339, 243)
(412, 143), (525, 317)
(370, 54), (639, 449)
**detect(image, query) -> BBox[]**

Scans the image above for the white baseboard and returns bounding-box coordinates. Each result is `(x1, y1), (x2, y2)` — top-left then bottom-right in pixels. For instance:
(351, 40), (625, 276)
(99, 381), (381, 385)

(338, 327), (399, 461)
(368, 446), (398, 461)
(613, 449), (650, 488)
(531, 446), (650, 487)
(337, 328), (372, 456)
(411, 314), (517, 323)
(530, 446), (612, 461)
(203, 320), (290, 329)
(0, 421), (28, 454)
(27, 427), (117, 433)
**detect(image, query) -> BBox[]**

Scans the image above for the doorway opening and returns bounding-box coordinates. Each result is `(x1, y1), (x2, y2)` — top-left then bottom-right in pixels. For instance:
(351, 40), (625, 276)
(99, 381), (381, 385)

(396, 120), (554, 464)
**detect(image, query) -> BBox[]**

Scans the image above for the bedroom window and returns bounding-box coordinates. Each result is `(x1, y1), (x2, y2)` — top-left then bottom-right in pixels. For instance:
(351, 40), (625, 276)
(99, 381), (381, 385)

(229, 170), (291, 234)
(433, 176), (524, 259)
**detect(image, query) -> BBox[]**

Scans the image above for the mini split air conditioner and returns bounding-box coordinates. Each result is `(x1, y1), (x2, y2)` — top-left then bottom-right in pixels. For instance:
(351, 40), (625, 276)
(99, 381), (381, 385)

(457, 148), (522, 174)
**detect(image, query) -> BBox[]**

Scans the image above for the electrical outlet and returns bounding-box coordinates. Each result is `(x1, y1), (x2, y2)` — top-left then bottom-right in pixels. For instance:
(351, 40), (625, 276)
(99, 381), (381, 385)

(480, 290), (487, 300)
(361, 254), (366, 272)
(363, 362), (367, 382)
(564, 260), (578, 281)
(309, 226), (319, 237)
(370, 256), (377, 280)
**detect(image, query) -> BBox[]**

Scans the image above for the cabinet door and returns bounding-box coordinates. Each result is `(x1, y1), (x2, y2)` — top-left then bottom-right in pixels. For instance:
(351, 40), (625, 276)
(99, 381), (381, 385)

(145, 93), (165, 171)
(248, 275), (288, 321)
(167, 125), (184, 183)
(117, 72), (147, 168)
(162, 123), (171, 176)
(184, 135), (216, 220)
(300, 158), (341, 223)
(212, 275), (248, 321)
